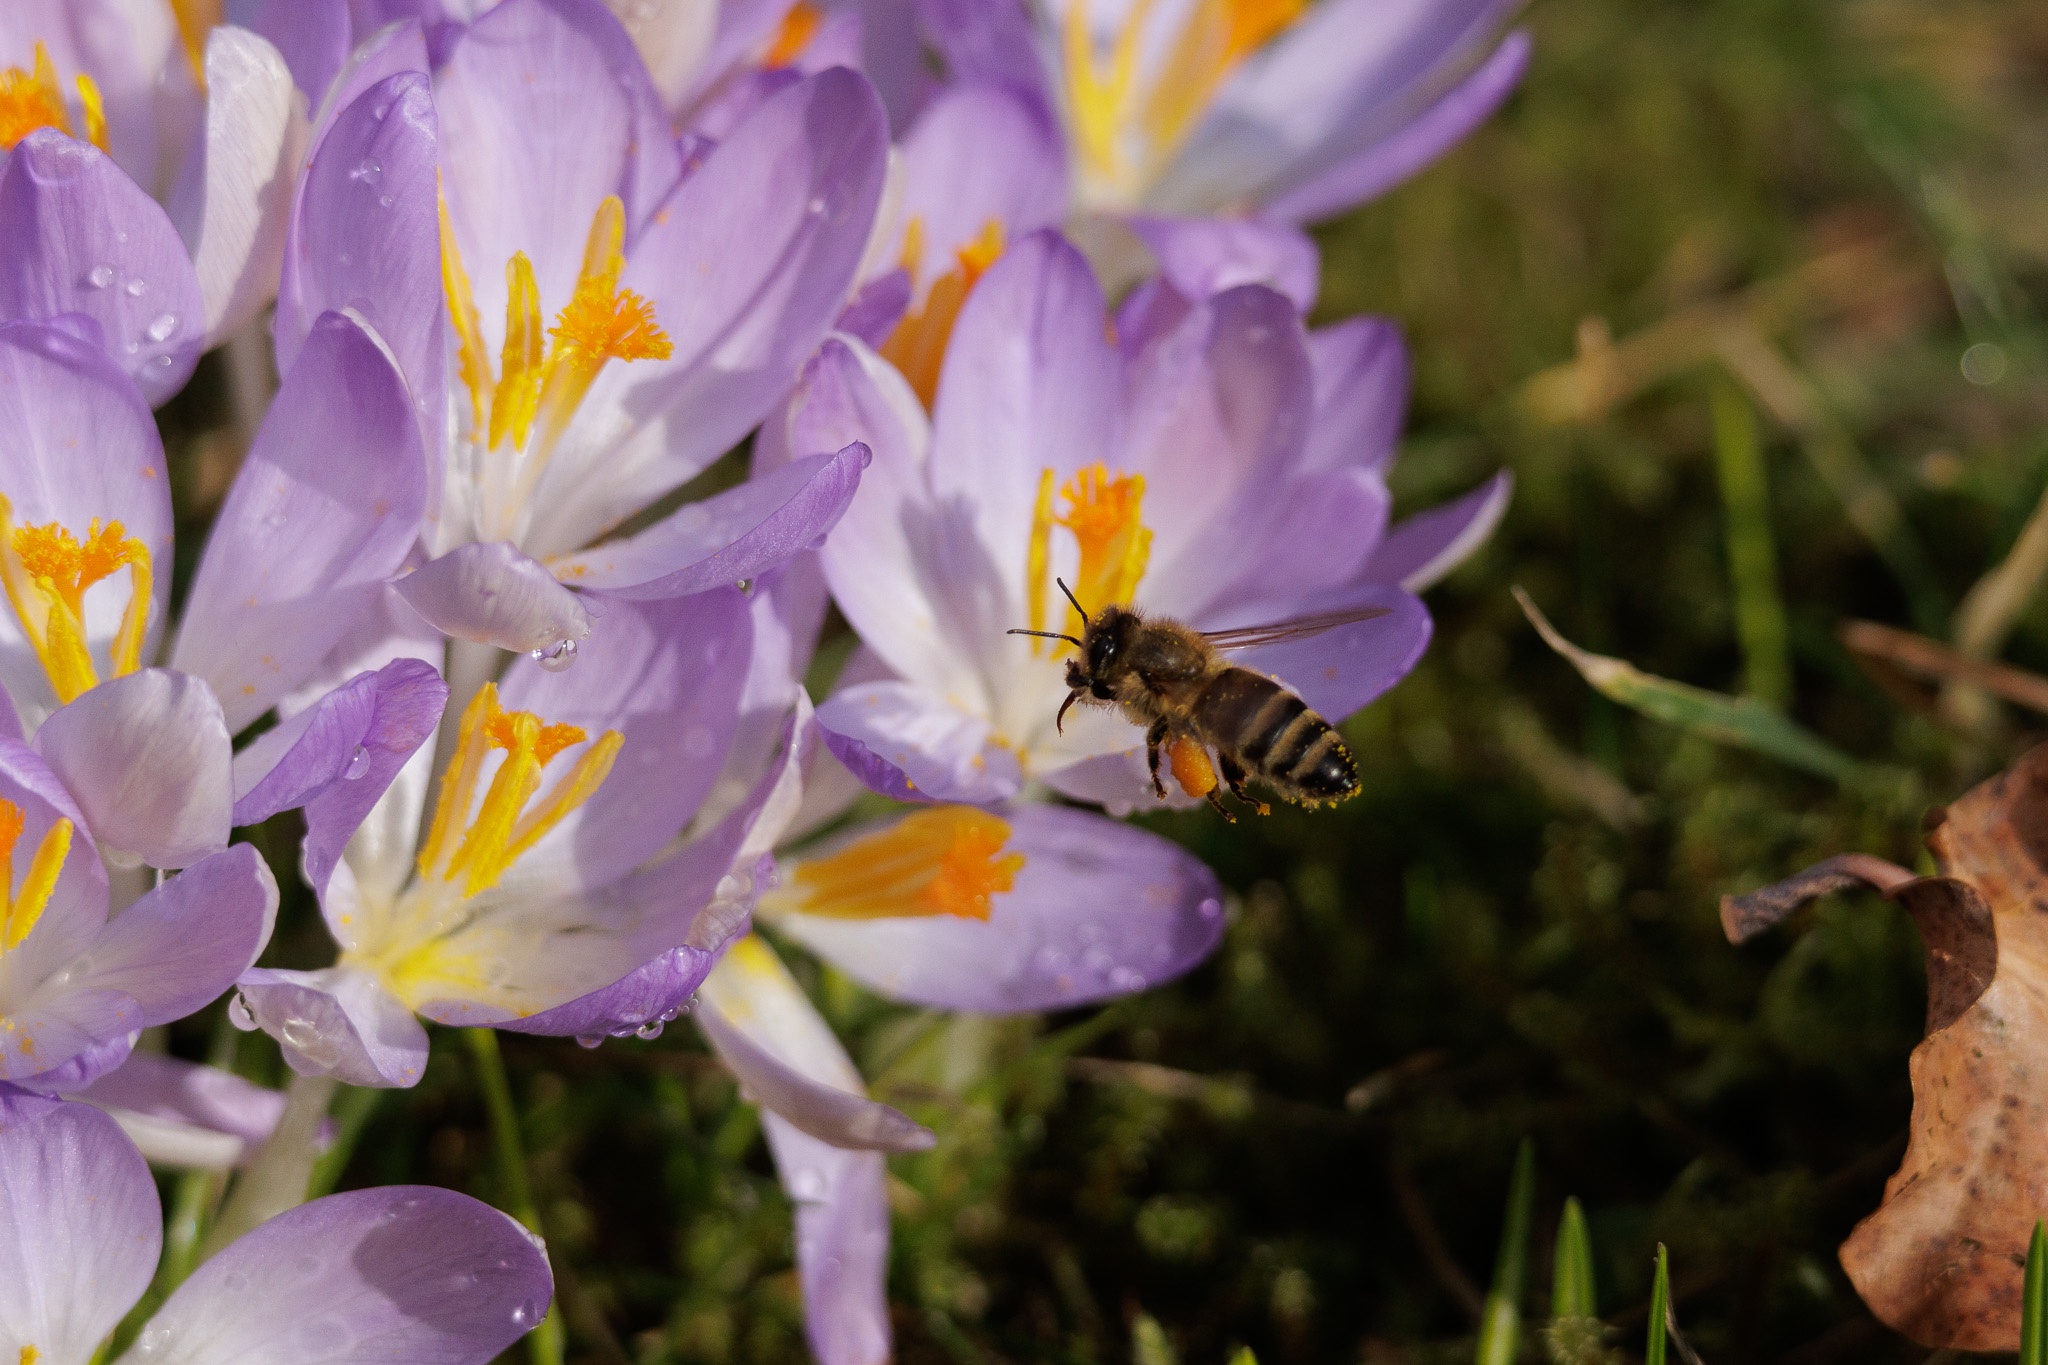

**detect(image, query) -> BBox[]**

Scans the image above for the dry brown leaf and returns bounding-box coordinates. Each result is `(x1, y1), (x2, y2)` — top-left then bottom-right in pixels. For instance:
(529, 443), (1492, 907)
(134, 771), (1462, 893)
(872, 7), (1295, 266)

(1721, 750), (2041, 1351)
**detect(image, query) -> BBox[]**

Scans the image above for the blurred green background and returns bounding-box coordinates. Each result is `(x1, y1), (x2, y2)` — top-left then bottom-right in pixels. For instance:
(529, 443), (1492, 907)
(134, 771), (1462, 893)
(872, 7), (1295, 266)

(164, 0), (2048, 1358)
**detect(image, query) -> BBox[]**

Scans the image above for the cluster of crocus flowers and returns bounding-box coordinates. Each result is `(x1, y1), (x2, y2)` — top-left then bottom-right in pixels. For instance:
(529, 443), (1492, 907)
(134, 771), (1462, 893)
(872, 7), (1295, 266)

(0, 0), (1528, 1358)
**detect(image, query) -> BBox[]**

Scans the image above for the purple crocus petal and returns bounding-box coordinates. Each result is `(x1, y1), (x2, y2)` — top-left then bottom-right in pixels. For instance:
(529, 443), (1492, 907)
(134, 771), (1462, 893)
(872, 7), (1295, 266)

(599, 0), (716, 112)
(699, 1003), (934, 1152)
(1230, 584), (1433, 721)
(31, 668), (233, 869)
(232, 0), (353, 108)
(71, 1050), (288, 1169)
(232, 659), (447, 882)
(21, 1030), (134, 1094)
(165, 25), (306, 346)
(498, 589), (752, 889)
(815, 681), (1022, 805)
(309, 15), (430, 140)
(0, 321), (172, 727)
(524, 67), (888, 557)
(927, 231), (1119, 621)
(763, 1118), (893, 1365)
(836, 268), (910, 347)
(1360, 469), (1513, 593)
(276, 71), (446, 487)
(455, 943), (720, 1037)
(0, 131), (207, 404)
(1112, 277), (1194, 363)
(1125, 215), (1320, 312)
(0, 1087), (160, 1363)
(1206, 467), (1390, 620)
(141, 1185), (552, 1359)
(1123, 285), (1314, 618)
(896, 82), (1067, 287)
(237, 965), (430, 1087)
(57, 845), (278, 1026)
(393, 541), (594, 655)
(771, 804), (1224, 1013)
(547, 443), (869, 599)
(1302, 316), (1407, 476)
(434, 0), (680, 346)
(1259, 30), (1532, 225)
(174, 309), (428, 733)
(698, 935), (934, 1151)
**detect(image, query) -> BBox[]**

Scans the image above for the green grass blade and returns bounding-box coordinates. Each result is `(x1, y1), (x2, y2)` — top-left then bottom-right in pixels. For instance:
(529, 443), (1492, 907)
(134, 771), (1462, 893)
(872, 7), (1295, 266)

(1711, 382), (1792, 709)
(1132, 1312), (1178, 1365)
(2023, 1220), (2048, 1365)
(1551, 1197), (1597, 1321)
(1515, 588), (1860, 782)
(1476, 1139), (1537, 1365)
(1645, 1245), (1670, 1365)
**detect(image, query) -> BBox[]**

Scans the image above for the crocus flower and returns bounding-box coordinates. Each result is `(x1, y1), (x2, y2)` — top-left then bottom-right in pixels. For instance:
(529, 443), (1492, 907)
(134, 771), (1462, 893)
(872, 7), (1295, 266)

(67, 1049), (308, 1169)
(0, 1084), (552, 1364)
(274, 0), (888, 662)
(0, 4), (305, 362)
(235, 588), (812, 1087)
(780, 229), (1505, 810)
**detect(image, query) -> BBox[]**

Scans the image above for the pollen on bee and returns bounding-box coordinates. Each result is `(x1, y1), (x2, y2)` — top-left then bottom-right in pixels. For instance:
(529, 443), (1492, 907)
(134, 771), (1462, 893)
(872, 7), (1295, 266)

(777, 806), (1026, 922)
(1167, 734), (1219, 799)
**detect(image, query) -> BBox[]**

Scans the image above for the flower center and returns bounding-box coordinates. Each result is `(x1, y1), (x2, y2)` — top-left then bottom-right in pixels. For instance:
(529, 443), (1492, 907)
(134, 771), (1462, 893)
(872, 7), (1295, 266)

(768, 806), (1025, 922)
(0, 42), (107, 153)
(414, 681), (623, 900)
(763, 1), (824, 67)
(440, 193), (673, 468)
(877, 218), (1005, 410)
(0, 498), (153, 705)
(1024, 463), (1152, 649)
(0, 799), (73, 956)
(1062, 0), (1306, 205)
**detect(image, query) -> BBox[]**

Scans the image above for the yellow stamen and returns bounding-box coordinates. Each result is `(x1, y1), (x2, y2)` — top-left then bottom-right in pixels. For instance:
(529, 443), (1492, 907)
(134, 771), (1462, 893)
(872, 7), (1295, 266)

(897, 215), (926, 276)
(488, 252), (545, 453)
(0, 43), (74, 150)
(878, 219), (1006, 409)
(1059, 464), (1152, 614)
(775, 807), (1025, 922)
(0, 497), (153, 704)
(0, 799), (73, 953)
(764, 1), (824, 68)
(21, 1344), (43, 1365)
(439, 187), (493, 436)
(1064, 0), (1307, 201)
(417, 682), (620, 898)
(75, 74), (107, 152)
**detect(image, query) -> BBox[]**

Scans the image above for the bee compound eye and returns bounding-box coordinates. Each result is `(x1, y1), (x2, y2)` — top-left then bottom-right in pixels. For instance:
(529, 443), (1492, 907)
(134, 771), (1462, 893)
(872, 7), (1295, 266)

(1092, 681), (1116, 700)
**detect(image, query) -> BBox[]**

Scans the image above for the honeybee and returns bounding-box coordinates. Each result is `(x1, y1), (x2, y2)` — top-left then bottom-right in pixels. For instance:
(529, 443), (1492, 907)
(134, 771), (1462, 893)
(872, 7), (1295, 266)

(1009, 580), (1387, 819)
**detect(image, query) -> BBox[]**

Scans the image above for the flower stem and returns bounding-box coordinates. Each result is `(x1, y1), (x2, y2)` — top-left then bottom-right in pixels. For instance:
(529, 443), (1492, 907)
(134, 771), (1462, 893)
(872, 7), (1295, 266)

(198, 1069), (338, 1260)
(465, 1027), (565, 1365)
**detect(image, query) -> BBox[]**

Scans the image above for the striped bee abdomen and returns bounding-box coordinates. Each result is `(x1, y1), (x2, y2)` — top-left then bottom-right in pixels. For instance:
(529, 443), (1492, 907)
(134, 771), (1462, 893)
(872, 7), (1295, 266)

(1195, 667), (1358, 805)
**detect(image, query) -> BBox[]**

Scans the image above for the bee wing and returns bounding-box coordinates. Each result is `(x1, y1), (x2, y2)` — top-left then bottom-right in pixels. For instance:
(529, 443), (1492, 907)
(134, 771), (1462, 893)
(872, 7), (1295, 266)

(1199, 605), (1393, 650)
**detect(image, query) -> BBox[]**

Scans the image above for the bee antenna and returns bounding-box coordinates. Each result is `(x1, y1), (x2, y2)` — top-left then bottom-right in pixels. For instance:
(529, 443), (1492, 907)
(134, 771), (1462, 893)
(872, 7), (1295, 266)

(1057, 577), (1089, 622)
(1007, 628), (1084, 647)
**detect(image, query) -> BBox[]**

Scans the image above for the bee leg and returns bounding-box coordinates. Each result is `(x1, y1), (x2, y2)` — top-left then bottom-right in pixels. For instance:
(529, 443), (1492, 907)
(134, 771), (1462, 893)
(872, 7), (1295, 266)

(1203, 786), (1237, 823)
(1219, 754), (1271, 817)
(1145, 719), (1169, 799)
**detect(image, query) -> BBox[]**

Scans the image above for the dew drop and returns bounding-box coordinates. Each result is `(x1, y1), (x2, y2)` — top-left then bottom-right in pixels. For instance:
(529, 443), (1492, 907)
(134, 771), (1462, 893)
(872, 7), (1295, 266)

(1196, 898), (1222, 921)
(1108, 966), (1147, 992)
(350, 158), (383, 183)
(227, 992), (257, 1030)
(788, 1166), (827, 1200)
(86, 264), (115, 289)
(124, 278), (146, 297)
(530, 637), (577, 671)
(343, 744), (372, 780)
(734, 577), (754, 595)
(145, 312), (178, 342)
(806, 195), (826, 215)
(635, 1019), (664, 1040)
(575, 1033), (603, 1049)
(511, 1298), (542, 1326)
(379, 194), (394, 207)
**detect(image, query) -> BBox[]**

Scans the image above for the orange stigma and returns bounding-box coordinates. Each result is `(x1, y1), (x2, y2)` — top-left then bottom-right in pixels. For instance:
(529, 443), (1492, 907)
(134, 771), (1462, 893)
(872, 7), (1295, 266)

(1024, 463), (1152, 649)
(0, 43), (108, 153)
(0, 498), (152, 704)
(764, 2), (824, 68)
(879, 218), (1006, 410)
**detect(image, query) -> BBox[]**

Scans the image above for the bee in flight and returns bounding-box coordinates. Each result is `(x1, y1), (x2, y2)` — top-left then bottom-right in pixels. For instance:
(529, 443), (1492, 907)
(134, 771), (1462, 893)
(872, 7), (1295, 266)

(1009, 581), (1387, 820)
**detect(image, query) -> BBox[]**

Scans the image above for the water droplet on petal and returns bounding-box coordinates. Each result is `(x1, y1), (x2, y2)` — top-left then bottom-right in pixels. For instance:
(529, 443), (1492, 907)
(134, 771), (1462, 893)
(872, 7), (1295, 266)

(86, 264), (115, 289)
(145, 312), (178, 342)
(379, 194), (394, 207)
(734, 578), (754, 595)
(124, 278), (146, 297)
(1197, 898), (1222, 921)
(635, 1019), (664, 1040)
(575, 1034), (603, 1049)
(350, 158), (383, 183)
(789, 1167), (827, 1200)
(530, 638), (578, 671)
(227, 992), (257, 1030)
(343, 744), (372, 780)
